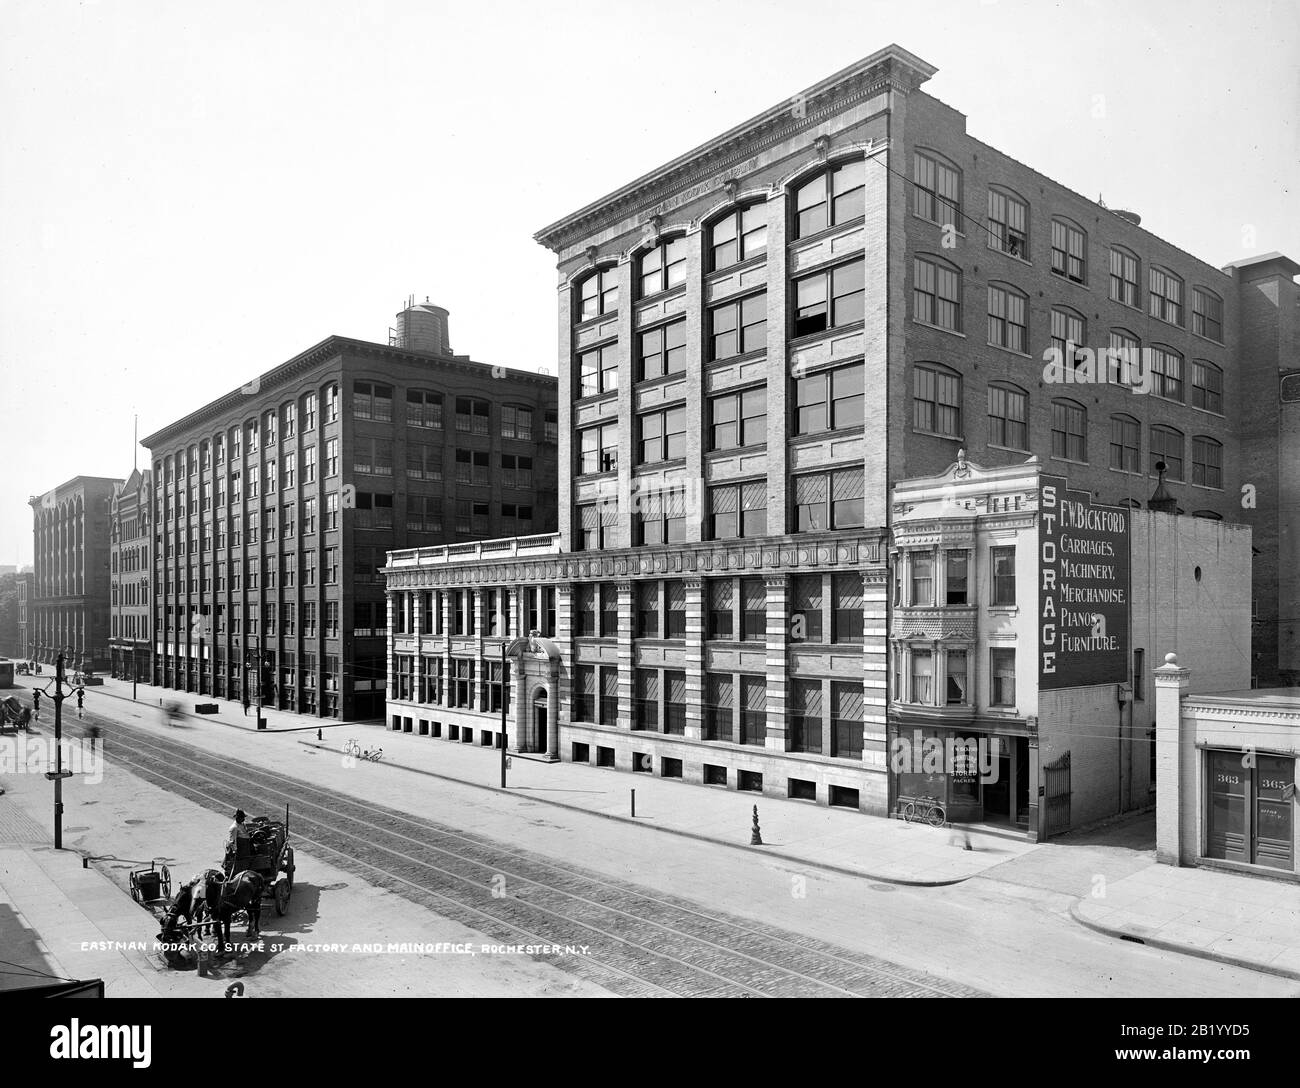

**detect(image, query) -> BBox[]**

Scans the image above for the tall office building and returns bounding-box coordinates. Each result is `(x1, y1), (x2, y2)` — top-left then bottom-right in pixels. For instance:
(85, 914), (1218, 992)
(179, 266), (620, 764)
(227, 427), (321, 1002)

(28, 476), (121, 672)
(384, 44), (1297, 815)
(109, 468), (154, 682)
(143, 301), (557, 721)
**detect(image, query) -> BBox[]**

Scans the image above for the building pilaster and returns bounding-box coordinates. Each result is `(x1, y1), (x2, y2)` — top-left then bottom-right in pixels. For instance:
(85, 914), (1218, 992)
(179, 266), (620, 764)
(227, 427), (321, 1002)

(616, 581), (634, 729)
(764, 574), (788, 753)
(683, 578), (704, 741)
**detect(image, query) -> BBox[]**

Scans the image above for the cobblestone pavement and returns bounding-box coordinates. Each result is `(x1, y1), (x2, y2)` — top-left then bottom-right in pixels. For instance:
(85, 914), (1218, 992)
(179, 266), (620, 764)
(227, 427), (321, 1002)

(82, 717), (985, 998)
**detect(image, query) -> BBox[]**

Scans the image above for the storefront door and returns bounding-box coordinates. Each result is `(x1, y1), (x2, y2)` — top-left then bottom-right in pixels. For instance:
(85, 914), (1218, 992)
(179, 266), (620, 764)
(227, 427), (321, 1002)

(1205, 750), (1295, 870)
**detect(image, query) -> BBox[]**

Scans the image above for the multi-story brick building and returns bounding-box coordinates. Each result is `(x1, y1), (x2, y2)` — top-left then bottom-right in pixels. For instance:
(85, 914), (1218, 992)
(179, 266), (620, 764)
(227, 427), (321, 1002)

(109, 467), (154, 682)
(16, 569), (33, 661)
(383, 43), (1296, 814)
(28, 476), (121, 672)
(142, 302), (558, 721)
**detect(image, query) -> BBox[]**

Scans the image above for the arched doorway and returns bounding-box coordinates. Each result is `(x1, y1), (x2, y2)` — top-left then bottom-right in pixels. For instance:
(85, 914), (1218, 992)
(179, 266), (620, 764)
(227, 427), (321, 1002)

(531, 689), (548, 753)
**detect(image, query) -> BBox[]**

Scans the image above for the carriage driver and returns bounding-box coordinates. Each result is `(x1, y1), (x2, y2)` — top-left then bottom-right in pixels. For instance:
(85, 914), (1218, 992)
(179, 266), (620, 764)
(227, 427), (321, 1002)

(226, 809), (251, 863)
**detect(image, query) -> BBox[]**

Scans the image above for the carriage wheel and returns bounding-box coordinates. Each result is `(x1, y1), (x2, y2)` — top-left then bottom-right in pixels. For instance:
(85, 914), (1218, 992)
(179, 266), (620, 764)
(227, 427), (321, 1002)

(274, 878), (290, 916)
(129, 873), (142, 904)
(159, 864), (172, 900)
(284, 847), (295, 891)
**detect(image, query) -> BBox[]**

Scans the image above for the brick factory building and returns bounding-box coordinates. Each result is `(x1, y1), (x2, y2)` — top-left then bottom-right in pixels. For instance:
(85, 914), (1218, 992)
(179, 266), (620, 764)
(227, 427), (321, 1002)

(142, 301), (558, 721)
(108, 467), (154, 683)
(28, 476), (122, 673)
(382, 43), (1296, 814)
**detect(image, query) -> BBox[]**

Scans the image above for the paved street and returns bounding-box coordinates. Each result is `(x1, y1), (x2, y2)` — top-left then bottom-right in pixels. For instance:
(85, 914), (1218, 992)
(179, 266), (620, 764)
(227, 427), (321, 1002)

(1, 687), (1292, 998)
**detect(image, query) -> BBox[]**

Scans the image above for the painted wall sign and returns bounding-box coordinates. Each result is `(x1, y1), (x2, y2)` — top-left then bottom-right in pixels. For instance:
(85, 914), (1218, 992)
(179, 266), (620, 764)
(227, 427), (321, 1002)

(1038, 474), (1130, 689)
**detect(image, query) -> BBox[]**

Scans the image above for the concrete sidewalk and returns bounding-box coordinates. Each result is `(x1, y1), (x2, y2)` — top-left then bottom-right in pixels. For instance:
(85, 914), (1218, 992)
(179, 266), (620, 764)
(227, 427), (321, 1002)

(0, 843), (213, 997)
(1071, 862), (1300, 980)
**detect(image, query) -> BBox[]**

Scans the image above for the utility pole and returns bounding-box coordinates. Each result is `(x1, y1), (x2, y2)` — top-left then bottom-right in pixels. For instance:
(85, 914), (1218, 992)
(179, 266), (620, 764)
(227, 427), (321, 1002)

(44, 652), (73, 850)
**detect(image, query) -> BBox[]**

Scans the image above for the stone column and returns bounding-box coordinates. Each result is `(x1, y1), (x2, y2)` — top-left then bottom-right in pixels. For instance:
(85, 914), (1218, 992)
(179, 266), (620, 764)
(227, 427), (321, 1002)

(1154, 651), (1192, 866)
(510, 657), (526, 752)
(441, 589), (454, 711)
(616, 581), (634, 729)
(615, 257), (635, 550)
(548, 660), (560, 760)
(554, 582), (574, 751)
(683, 578), (704, 741)
(862, 568), (889, 797)
(683, 227), (705, 543)
(472, 587), (485, 711)
(764, 574), (788, 754)
(385, 589), (397, 699)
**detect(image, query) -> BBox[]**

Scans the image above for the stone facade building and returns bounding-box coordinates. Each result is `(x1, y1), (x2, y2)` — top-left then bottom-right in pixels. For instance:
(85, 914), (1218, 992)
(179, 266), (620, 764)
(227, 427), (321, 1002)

(383, 43), (1295, 813)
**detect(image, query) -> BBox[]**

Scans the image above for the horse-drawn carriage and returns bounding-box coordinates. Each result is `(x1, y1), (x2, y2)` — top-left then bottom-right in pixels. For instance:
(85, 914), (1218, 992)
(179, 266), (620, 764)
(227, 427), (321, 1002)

(132, 805), (296, 974)
(225, 807), (295, 916)
(0, 695), (32, 732)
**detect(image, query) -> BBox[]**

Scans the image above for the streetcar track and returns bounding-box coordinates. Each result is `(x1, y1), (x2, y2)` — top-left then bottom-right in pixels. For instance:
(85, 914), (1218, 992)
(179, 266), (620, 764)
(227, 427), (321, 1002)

(69, 713), (984, 997)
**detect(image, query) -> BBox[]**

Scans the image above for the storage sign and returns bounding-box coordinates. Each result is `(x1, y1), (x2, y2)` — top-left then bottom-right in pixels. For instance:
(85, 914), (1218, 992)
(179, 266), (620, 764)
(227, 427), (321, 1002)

(1039, 474), (1130, 689)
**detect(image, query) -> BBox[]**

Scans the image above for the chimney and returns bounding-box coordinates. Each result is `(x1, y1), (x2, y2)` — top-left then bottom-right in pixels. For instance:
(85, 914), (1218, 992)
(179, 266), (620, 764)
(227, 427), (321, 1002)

(392, 299), (452, 355)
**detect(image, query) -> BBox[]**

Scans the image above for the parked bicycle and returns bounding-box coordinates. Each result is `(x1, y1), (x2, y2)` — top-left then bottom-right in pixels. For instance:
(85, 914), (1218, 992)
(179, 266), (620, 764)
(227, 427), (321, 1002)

(342, 738), (384, 763)
(901, 795), (946, 826)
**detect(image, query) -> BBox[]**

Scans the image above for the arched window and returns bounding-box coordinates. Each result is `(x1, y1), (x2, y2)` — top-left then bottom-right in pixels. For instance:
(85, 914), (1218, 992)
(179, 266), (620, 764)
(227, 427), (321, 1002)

(577, 266), (619, 320)
(1051, 217), (1086, 283)
(912, 363), (962, 437)
(1109, 246), (1140, 307)
(987, 282), (1029, 352)
(1192, 287), (1223, 342)
(1149, 266), (1184, 326)
(281, 400), (296, 438)
(406, 388), (443, 429)
(793, 157), (865, 239)
(638, 236), (687, 298)
(1108, 328), (1141, 385)
(1051, 398), (1088, 462)
(1109, 414), (1141, 473)
(1192, 436), (1223, 489)
(913, 255), (962, 331)
(301, 390), (317, 431)
(262, 408), (278, 444)
(987, 186), (1029, 257)
(987, 383), (1029, 451)
(1192, 360), (1223, 413)
(912, 150), (960, 225)
(709, 204), (767, 271)
(1151, 425), (1185, 480)
(323, 383), (339, 424)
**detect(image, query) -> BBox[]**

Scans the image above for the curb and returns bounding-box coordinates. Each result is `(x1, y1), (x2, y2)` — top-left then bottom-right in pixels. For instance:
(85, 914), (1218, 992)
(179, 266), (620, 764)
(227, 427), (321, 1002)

(299, 739), (975, 888)
(1067, 899), (1300, 981)
(88, 684), (349, 735)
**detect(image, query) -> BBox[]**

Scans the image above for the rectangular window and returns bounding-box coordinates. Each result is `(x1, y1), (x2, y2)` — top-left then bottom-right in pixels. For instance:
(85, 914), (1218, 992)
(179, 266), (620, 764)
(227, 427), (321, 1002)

(664, 580), (687, 639)
(704, 673), (733, 742)
(406, 389), (444, 429)
(634, 487), (687, 546)
(576, 500), (617, 552)
(794, 362), (863, 435)
(573, 665), (595, 722)
(454, 397), (490, 435)
(707, 579), (734, 641)
(1150, 347), (1185, 402)
(831, 573), (863, 644)
(791, 575), (823, 643)
(910, 650), (933, 704)
(407, 445), (444, 482)
(638, 320), (687, 381)
(353, 382), (393, 421)
(500, 405), (533, 441)
(709, 479), (766, 540)
(325, 438), (339, 477)
(740, 577), (766, 641)
(578, 423), (618, 475)
(637, 406), (687, 465)
(709, 386), (767, 450)
(793, 259), (864, 337)
(793, 469), (864, 532)
(635, 581), (659, 639)
(708, 292), (766, 361)
(574, 584), (597, 638)
(990, 648), (1016, 706)
(598, 666), (618, 726)
(946, 651), (968, 706)
(990, 547), (1016, 605)
(830, 682), (864, 759)
(788, 679), (823, 754)
(910, 553), (933, 606)
(633, 669), (658, 732)
(578, 343), (619, 398)
(946, 550), (969, 605)
(739, 676), (766, 746)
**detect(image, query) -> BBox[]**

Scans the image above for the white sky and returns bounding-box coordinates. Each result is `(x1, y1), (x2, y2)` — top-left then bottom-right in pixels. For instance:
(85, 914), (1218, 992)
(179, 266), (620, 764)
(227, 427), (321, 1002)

(2, 0), (1296, 566)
